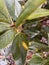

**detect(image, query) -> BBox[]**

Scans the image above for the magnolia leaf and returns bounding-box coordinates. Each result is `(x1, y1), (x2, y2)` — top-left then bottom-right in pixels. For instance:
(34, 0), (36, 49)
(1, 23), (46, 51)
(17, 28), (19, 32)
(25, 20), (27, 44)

(28, 54), (49, 65)
(16, 0), (45, 28)
(33, 29), (48, 42)
(15, 0), (22, 18)
(42, 58), (49, 65)
(22, 20), (42, 41)
(30, 31), (48, 51)
(23, 29), (40, 40)
(11, 33), (21, 60)
(43, 26), (49, 33)
(22, 19), (41, 29)
(27, 8), (49, 20)
(0, 30), (15, 49)
(5, 0), (22, 20)
(43, 61), (49, 65)
(11, 32), (29, 64)
(0, 22), (11, 34)
(0, 0), (12, 23)
(20, 33), (29, 64)
(28, 54), (43, 65)
(5, 0), (15, 19)
(30, 41), (49, 52)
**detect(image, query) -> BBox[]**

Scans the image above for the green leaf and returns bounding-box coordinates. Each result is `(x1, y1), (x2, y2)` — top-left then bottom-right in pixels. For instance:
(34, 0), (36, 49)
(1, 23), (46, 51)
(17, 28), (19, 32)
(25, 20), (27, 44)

(28, 54), (49, 65)
(23, 19), (40, 29)
(0, 0), (12, 23)
(43, 61), (49, 65)
(43, 26), (49, 33)
(16, 0), (45, 28)
(28, 54), (43, 65)
(0, 29), (15, 48)
(11, 33), (21, 60)
(30, 41), (49, 52)
(23, 29), (40, 40)
(20, 33), (29, 64)
(11, 32), (29, 64)
(27, 8), (49, 20)
(5, 0), (15, 19)
(29, 31), (49, 51)
(33, 30), (48, 43)
(0, 22), (11, 34)
(42, 59), (49, 65)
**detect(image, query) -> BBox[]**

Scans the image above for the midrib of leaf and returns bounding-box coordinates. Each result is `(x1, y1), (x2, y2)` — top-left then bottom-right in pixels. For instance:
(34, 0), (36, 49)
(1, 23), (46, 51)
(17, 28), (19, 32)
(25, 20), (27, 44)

(0, 10), (8, 19)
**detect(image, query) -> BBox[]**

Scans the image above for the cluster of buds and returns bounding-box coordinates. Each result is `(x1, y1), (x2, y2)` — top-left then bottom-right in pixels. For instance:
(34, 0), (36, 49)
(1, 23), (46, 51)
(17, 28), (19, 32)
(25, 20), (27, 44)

(42, 52), (49, 58)
(41, 20), (49, 28)
(25, 51), (33, 65)
(26, 51), (33, 60)
(40, 37), (48, 45)
(6, 54), (16, 65)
